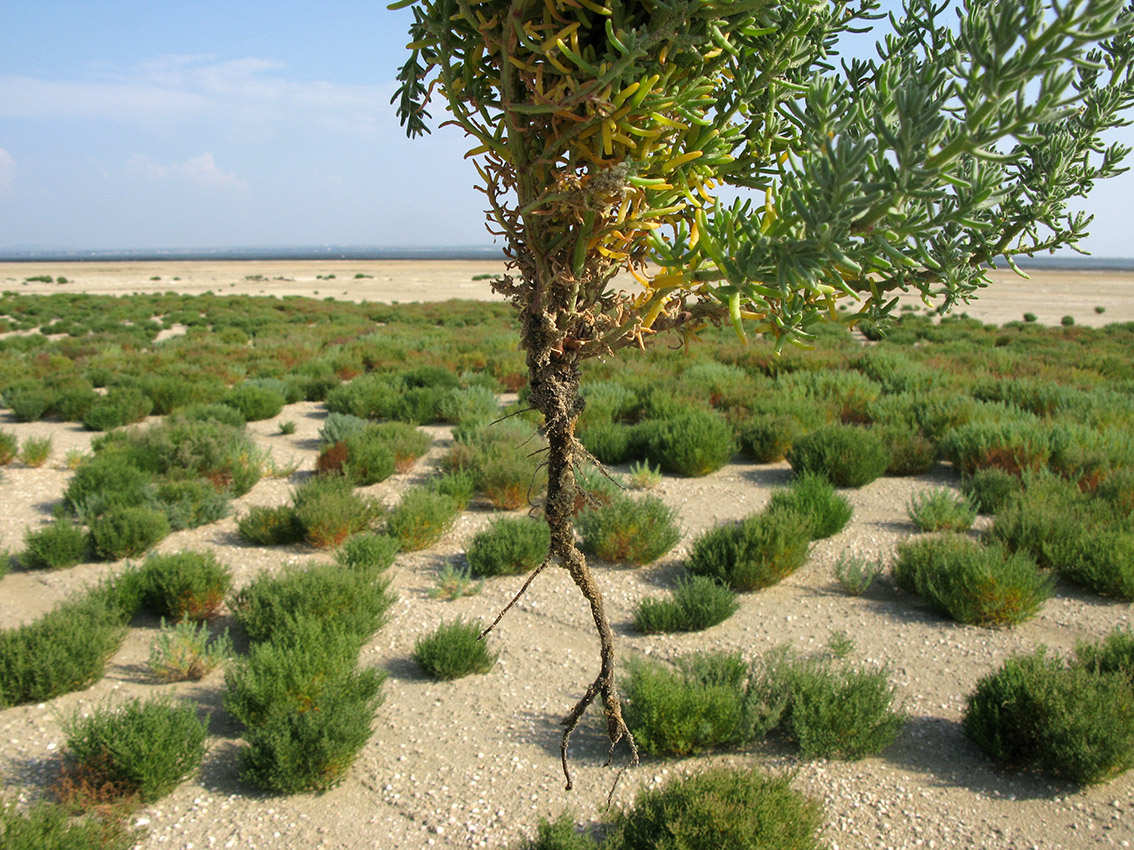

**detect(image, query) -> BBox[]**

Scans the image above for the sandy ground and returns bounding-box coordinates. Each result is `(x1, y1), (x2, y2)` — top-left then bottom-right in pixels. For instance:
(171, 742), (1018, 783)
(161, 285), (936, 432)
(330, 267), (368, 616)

(2, 259), (1133, 327)
(0, 261), (1132, 850)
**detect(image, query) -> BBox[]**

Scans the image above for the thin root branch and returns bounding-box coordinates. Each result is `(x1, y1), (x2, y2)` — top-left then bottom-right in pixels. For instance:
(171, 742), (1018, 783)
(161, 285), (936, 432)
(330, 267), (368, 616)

(490, 406), (538, 426)
(479, 558), (552, 640)
(559, 673), (640, 799)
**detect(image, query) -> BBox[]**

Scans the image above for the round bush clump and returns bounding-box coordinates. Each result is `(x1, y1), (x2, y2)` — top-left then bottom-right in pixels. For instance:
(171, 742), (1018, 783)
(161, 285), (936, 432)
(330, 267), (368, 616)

(466, 516), (550, 577)
(879, 426), (940, 476)
(633, 574), (739, 634)
(237, 504), (305, 546)
(333, 532), (399, 575)
(19, 518), (88, 570)
(963, 648), (1134, 785)
(222, 384), (286, 422)
(736, 413), (804, 464)
(687, 510), (811, 591)
(606, 767), (824, 850)
(89, 506), (171, 561)
(787, 425), (891, 487)
(59, 696), (208, 804)
(906, 488), (976, 532)
(137, 550), (234, 622)
(767, 471), (853, 539)
(413, 618), (498, 680)
(644, 408), (735, 477)
(292, 476), (384, 549)
(768, 657), (906, 760)
(962, 467), (1023, 514)
(386, 487), (461, 551)
(893, 534), (1052, 627)
(577, 493), (681, 566)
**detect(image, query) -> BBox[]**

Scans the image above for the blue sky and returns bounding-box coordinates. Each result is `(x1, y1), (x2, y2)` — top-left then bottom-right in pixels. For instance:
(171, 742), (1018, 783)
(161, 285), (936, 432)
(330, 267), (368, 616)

(1, 1), (1132, 257)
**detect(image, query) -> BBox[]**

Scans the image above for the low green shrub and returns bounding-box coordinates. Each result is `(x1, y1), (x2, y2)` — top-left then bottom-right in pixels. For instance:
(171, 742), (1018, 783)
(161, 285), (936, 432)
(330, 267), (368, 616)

(237, 684), (380, 794)
(318, 432), (396, 485)
(224, 599), (384, 788)
(178, 402), (246, 428)
(19, 436), (52, 467)
(230, 561), (394, 646)
(7, 387), (55, 422)
(0, 591), (127, 707)
(137, 551), (233, 621)
(1046, 525), (1134, 600)
(736, 413), (805, 464)
(833, 551), (885, 595)
(153, 478), (231, 530)
(236, 504), (305, 545)
(333, 532), (399, 574)
(622, 652), (780, 757)
(82, 386), (153, 431)
(633, 575), (739, 634)
(448, 420), (547, 509)
(604, 768), (824, 850)
(991, 474), (1134, 599)
(787, 425), (891, 487)
(19, 519), (88, 570)
(644, 409), (734, 477)
(59, 696), (208, 804)
(0, 799), (135, 850)
(429, 563), (485, 599)
(292, 475), (384, 549)
(906, 488), (976, 532)
(1076, 627), (1134, 689)
(89, 506), (170, 561)
(438, 384), (500, 424)
(515, 811), (599, 850)
(318, 412), (368, 446)
(466, 516), (549, 577)
(433, 470), (476, 511)
(148, 618), (232, 682)
(879, 426), (940, 476)
(222, 384), (286, 421)
(942, 418), (1050, 477)
(0, 431), (16, 465)
(767, 471), (853, 539)
(686, 509), (811, 591)
(962, 467), (1023, 514)
(963, 648), (1134, 785)
(893, 534), (1051, 627)
(413, 618), (498, 680)
(1097, 467), (1134, 514)
(577, 494), (681, 566)
(372, 421), (433, 472)
(63, 454), (154, 520)
(578, 421), (637, 465)
(763, 656), (906, 760)
(224, 617), (383, 727)
(386, 487), (461, 551)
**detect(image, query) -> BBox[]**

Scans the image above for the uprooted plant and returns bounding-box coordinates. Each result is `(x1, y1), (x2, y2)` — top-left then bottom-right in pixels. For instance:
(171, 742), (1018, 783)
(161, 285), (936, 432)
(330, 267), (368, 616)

(394, 0), (1134, 794)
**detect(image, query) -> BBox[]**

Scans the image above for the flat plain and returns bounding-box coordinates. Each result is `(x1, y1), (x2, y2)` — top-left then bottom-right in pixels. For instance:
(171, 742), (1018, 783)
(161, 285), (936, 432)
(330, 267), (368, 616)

(0, 260), (1132, 850)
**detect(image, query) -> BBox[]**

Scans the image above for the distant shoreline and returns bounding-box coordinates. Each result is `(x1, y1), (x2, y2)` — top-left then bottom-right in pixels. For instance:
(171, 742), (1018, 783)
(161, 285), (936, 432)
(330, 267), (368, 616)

(0, 247), (507, 263)
(1, 247), (1133, 272)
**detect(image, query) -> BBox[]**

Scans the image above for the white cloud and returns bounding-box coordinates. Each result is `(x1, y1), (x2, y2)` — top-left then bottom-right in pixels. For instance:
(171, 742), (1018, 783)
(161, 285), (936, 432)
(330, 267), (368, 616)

(0, 56), (392, 135)
(0, 149), (13, 195)
(126, 152), (248, 191)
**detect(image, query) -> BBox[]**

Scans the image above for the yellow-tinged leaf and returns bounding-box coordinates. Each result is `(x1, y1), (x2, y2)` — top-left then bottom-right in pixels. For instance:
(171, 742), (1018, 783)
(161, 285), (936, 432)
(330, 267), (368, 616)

(464, 144), (491, 158)
(648, 112), (689, 130)
(613, 81), (640, 108)
(661, 150), (704, 173)
(574, 0), (612, 14)
(728, 291), (747, 345)
(601, 120), (614, 156)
